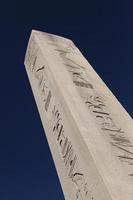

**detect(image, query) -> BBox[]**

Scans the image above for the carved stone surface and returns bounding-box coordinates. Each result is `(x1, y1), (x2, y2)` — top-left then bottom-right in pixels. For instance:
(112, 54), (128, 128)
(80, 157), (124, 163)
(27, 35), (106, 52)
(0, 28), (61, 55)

(24, 30), (133, 200)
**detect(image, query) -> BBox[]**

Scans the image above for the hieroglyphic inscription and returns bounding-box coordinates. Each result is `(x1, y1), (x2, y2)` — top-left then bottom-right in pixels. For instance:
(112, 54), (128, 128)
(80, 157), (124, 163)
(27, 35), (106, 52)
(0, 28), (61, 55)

(84, 95), (133, 173)
(25, 37), (91, 199)
(54, 48), (93, 90)
(52, 105), (90, 199)
(46, 34), (133, 178)
(26, 35), (52, 112)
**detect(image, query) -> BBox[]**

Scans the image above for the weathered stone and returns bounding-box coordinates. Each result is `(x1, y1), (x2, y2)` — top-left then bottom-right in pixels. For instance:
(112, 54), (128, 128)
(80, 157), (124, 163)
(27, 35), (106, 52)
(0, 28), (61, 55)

(24, 30), (133, 200)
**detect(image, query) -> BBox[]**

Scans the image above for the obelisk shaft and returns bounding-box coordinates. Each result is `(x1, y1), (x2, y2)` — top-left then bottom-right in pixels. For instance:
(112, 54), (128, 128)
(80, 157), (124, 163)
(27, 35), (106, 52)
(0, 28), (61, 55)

(24, 30), (133, 200)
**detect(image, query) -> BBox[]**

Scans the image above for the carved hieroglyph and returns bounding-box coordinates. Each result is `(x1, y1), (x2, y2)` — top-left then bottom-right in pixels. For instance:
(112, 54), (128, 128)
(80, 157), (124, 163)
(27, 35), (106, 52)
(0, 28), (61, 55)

(24, 30), (133, 200)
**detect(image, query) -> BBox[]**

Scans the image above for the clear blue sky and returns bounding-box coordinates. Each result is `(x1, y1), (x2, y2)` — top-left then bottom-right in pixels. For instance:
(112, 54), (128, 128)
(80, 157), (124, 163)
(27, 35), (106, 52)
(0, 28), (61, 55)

(0, 0), (133, 199)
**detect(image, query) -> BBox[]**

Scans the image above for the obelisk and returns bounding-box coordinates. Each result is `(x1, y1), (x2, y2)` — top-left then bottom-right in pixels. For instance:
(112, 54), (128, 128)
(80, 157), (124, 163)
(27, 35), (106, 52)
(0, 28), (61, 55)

(24, 30), (133, 200)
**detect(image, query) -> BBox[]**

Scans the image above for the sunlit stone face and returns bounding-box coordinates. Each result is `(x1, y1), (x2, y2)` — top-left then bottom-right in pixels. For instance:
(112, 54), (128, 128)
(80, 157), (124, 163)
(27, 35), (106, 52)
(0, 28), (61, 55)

(24, 30), (133, 200)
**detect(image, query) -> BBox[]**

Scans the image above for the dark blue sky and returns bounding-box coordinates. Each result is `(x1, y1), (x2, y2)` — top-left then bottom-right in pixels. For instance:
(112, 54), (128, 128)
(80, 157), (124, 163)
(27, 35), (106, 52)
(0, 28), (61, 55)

(0, 0), (133, 199)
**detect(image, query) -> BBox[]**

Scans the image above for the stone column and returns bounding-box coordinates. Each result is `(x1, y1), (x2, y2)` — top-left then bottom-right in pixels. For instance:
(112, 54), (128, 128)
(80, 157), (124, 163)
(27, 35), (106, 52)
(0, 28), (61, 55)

(24, 30), (133, 200)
